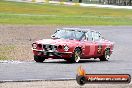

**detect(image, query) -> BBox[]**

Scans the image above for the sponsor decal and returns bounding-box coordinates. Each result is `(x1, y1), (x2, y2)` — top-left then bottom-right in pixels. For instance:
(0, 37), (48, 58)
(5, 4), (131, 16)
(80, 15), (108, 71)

(76, 66), (131, 85)
(97, 45), (102, 54)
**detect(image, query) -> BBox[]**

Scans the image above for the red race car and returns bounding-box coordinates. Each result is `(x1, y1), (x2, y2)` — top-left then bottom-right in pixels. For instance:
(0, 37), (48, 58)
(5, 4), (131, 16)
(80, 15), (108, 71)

(32, 28), (114, 63)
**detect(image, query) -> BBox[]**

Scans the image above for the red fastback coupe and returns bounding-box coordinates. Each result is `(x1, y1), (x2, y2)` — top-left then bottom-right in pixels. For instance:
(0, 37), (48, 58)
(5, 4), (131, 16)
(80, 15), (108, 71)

(32, 28), (114, 63)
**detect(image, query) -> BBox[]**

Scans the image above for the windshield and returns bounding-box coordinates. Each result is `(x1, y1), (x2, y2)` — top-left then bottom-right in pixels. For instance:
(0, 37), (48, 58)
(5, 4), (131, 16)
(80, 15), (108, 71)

(52, 30), (85, 40)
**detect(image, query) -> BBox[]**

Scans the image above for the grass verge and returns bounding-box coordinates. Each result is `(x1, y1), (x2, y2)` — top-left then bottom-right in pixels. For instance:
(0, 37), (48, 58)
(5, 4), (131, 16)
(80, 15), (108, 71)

(0, 45), (16, 60)
(0, 1), (132, 25)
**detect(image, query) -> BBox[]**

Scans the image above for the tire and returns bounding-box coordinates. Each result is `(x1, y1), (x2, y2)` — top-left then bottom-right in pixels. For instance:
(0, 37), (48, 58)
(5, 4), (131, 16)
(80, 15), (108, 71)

(70, 48), (81, 63)
(34, 55), (45, 62)
(99, 48), (110, 61)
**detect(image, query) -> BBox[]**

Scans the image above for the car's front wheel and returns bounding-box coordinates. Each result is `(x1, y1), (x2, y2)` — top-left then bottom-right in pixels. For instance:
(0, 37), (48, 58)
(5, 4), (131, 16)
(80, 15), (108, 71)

(34, 55), (45, 62)
(70, 48), (81, 63)
(99, 48), (110, 61)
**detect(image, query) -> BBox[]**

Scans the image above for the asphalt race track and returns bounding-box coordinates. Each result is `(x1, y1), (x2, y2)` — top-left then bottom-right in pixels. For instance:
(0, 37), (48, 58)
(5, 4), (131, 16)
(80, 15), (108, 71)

(0, 26), (132, 82)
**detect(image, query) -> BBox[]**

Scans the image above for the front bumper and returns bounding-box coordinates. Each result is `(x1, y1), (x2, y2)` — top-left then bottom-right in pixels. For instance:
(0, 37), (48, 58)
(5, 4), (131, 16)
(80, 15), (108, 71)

(32, 48), (72, 58)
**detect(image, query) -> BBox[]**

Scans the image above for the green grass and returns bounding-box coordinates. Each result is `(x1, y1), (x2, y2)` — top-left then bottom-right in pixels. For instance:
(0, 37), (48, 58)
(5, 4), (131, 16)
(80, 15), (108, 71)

(0, 45), (16, 60)
(0, 1), (132, 25)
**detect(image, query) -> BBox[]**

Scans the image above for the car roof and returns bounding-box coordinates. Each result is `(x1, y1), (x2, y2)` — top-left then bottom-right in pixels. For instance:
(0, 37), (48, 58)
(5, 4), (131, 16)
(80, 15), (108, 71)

(57, 27), (95, 33)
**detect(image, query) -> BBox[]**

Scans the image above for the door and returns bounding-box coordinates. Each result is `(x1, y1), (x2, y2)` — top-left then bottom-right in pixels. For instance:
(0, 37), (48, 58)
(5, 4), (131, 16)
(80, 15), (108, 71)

(84, 31), (103, 57)
(83, 31), (96, 57)
(92, 32), (104, 56)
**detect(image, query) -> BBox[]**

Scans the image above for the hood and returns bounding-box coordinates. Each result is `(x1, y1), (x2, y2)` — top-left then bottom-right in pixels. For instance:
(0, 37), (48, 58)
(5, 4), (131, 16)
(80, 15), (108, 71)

(36, 39), (80, 46)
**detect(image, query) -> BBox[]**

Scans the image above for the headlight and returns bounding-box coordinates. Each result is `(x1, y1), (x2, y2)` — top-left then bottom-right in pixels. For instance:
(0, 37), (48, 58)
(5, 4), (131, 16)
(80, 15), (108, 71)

(32, 43), (37, 49)
(64, 45), (69, 51)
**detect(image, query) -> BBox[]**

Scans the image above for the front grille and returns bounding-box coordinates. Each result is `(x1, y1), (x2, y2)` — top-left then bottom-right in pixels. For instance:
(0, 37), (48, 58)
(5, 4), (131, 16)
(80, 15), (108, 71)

(43, 44), (57, 51)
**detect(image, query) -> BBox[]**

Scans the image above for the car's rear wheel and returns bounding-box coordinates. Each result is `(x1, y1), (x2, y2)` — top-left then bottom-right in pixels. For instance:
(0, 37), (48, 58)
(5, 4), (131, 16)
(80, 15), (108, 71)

(34, 55), (45, 62)
(70, 48), (81, 63)
(99, 48), (110, 61)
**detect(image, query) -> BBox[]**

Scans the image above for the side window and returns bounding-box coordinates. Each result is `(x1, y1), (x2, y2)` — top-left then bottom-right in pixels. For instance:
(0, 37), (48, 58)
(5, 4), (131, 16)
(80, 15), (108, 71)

(86, 31), (93, 41)
(93, 32), (100, 41)
(86, 31), (102, 41)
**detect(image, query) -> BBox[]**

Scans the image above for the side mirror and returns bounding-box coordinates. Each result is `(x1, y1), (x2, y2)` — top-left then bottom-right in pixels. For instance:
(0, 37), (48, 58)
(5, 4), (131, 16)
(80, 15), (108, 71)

(51, 35), (55, 38)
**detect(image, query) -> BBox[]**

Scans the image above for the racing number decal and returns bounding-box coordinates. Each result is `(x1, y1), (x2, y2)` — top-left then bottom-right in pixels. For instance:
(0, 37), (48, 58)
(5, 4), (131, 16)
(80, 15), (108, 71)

(97, 45), (102, 54)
